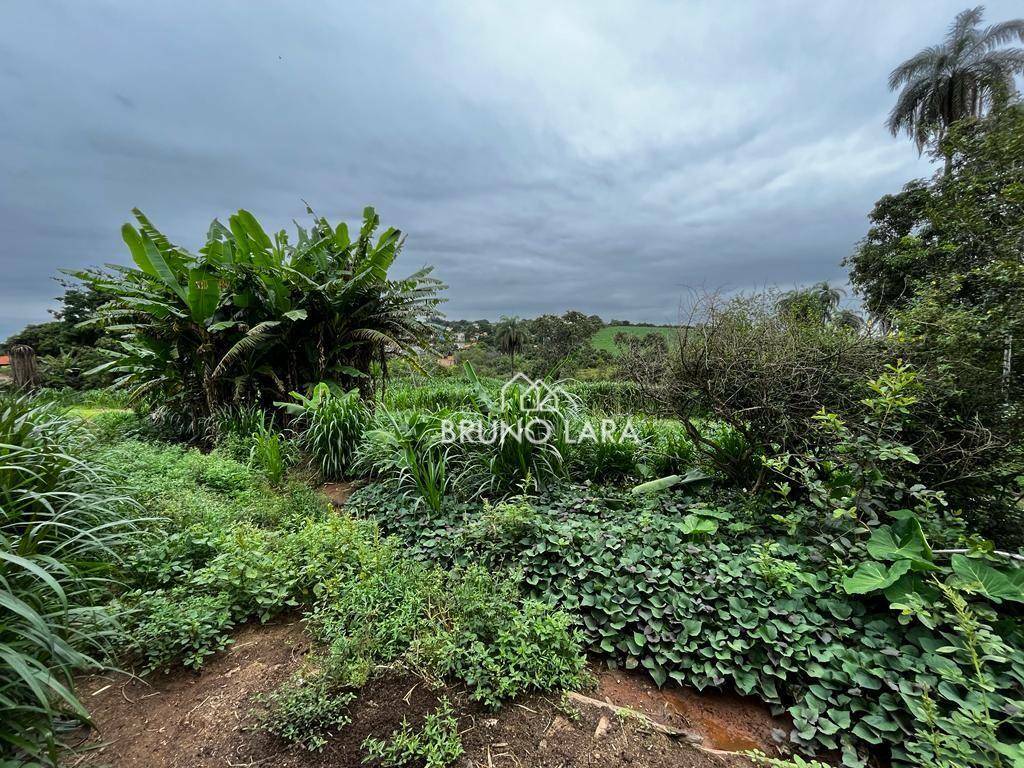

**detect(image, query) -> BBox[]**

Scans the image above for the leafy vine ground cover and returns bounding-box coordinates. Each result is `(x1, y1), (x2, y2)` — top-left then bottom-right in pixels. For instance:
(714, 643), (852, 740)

(347, 481), (1024, 767)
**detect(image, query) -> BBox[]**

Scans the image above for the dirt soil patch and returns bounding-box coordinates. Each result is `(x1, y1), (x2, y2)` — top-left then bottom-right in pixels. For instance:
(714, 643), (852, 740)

(321, 480), (365, 507)
(68, 620), (755, 768)
(594, 667), (792, 754)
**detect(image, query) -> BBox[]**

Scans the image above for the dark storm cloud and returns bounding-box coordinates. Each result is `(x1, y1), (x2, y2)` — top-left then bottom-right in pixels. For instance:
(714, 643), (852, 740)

(2, 0), (1020, 337)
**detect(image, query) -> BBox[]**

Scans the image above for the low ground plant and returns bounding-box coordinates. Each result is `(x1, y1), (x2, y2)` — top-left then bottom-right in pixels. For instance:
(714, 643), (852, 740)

(258, 669), (356, 752)
(73, 432), (585, 759)
(349, 468), (1024, 767)
(361, 698), (463, 768)
(308, 561), (586, 708)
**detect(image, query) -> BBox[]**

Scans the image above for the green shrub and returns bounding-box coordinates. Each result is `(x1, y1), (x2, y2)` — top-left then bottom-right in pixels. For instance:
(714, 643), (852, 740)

(124, 588), (235, 672)
(459, 498), (540, 561)
(433, 570), (586, 708)
(0, 396), (141, 764)
(190, 524), (299, 622)
(902, 586), (1023, 768)
(307, 562), (586, 707)
(361, 698), (463, 767)
(258, 669), (356, 752)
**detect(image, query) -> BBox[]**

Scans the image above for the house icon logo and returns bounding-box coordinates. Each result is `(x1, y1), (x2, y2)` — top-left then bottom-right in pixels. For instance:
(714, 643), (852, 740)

(499, 373), (564, 413)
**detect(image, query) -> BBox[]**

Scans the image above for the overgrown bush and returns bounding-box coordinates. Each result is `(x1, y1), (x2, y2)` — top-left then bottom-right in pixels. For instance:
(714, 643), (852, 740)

(349, 444), (1024, 768)
(618, 292), (890, 486)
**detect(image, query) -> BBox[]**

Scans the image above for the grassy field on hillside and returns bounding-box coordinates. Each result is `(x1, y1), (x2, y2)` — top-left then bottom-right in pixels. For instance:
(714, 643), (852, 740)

(591, 325), (676, 354)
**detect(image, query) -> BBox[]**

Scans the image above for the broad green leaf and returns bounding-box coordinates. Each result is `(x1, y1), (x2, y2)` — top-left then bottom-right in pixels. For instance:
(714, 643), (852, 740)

(951, 555), (1024, 604)
(334, 222), (350, 250)
(283, 309), (308, 322)
(122, 225), (187, 301)
(236, 209), (273, 251)
(680, 514), (718, 536)
(866, 517), (933, 569)
(187, 268), (220, 322)
(842, 560), (912, 595)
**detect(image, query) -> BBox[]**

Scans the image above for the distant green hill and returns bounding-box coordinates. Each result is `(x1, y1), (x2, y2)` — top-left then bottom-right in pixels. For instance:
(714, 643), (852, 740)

(591, 325), (676, 354)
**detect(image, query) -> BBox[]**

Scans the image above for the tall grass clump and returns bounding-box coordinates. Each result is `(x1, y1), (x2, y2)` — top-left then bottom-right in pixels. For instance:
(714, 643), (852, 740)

(249, 423), (293, 487)
(381, 378), (484, 411)
(633, 418), (696, 477)
(460, 364), (577, 496)
(282, 384), (367, 480)
(206, 403), (267, 445)
(357, 408), (455, 513)
(0, 396), (141, 765)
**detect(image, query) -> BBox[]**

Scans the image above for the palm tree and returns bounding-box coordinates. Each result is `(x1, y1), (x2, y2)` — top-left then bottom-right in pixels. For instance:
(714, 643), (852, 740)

(887, 6), (1024, 167)
(777, 282), (844, 326)
(495, 316), (526, 373)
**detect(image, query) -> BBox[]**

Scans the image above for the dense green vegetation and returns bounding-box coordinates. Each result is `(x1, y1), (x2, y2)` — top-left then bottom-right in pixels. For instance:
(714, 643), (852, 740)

(73, 206), (443, 439)
(2, 11), (1024, 768)
(0, 397), (141, 764)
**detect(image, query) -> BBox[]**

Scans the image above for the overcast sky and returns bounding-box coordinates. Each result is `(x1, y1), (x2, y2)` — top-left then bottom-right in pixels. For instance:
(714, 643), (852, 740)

(2, 0), (1020, 339)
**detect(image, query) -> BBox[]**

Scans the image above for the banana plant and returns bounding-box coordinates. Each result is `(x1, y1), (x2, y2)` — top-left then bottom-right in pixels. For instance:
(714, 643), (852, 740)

(74, 205), (444, 437)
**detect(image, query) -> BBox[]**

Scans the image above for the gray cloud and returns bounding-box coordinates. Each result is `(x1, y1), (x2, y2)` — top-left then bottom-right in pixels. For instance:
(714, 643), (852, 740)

(2, 0), (1020, 338)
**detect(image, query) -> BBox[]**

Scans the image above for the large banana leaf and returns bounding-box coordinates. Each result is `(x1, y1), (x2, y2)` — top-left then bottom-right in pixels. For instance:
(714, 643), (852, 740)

(120, 225), (186, 301)
(186, 268), (221, 322)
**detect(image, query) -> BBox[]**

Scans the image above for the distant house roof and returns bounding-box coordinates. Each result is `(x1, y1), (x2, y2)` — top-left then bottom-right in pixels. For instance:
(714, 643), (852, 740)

(0, 355), (9, 366)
